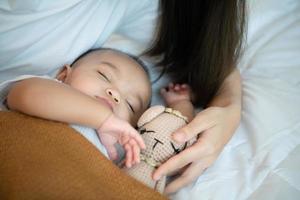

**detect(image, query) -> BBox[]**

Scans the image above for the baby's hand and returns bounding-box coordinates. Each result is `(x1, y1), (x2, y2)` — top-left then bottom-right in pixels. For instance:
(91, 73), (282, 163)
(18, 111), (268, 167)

(97, 114), (145, 168)
(160, 83), (192, 106)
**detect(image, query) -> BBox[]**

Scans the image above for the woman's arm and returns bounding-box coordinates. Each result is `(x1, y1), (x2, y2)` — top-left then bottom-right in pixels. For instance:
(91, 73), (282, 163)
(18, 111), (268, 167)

(7, 78), (111, 129)
(205, 68), (242, 145)
(208, 68), (242, 114)
(153, 68), (242, 194)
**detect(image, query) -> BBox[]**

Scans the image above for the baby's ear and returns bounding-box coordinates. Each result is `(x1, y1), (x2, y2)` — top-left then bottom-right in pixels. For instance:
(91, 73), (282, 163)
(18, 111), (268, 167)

(137, 105), (165, 128)
(56, 64), (72, 82)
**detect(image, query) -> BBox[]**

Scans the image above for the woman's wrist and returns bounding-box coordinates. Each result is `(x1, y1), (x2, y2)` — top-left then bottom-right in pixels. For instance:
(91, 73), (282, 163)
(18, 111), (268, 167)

(206, 68), (242, 130)
(207, 69), (242, 107)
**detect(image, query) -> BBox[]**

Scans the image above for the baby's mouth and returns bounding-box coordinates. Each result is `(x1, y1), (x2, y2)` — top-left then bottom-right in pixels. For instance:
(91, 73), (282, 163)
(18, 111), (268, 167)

(95, 96), (113, 111)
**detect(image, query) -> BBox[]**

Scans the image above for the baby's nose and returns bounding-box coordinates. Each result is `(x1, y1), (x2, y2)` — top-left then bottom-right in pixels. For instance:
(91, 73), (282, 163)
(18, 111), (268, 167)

(106, 88), (120, 104)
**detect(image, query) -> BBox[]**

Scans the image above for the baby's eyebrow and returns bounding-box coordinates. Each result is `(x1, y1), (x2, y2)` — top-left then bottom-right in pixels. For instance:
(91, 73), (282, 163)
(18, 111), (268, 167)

(100, 61), (119, 73)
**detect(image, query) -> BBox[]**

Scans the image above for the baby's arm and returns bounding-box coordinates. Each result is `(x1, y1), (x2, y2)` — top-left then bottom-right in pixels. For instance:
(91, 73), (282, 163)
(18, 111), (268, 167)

(7, 78), (145, 165)
(160, 83), (194, 121)
(7, 77), (110, 129)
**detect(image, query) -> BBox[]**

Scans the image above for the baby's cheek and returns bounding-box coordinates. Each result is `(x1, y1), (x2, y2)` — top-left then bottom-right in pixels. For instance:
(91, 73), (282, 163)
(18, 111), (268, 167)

(68, 78), (95, 96)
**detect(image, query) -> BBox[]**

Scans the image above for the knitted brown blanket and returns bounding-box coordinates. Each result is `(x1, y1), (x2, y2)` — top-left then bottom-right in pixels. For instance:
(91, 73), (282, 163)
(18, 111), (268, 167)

(0, 111), (166, 200)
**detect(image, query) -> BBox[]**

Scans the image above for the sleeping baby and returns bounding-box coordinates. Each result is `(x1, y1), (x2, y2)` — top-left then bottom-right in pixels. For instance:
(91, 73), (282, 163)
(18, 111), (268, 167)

(0, 47), (195, 178)
(0, 48), (151, 167)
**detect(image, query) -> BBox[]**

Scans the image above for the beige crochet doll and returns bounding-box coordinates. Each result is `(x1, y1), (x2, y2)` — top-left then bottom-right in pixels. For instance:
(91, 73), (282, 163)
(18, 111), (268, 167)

(123, 105), (194, 193)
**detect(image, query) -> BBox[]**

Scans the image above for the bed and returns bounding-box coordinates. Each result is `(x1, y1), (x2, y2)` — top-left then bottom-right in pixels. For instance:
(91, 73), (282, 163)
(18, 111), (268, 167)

(0, 0), (299, 199)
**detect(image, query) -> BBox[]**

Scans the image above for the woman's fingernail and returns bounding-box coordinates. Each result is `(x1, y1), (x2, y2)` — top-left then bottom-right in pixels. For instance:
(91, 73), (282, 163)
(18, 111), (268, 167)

(173, 133), (184, 142)
(153, 174), (160, 181)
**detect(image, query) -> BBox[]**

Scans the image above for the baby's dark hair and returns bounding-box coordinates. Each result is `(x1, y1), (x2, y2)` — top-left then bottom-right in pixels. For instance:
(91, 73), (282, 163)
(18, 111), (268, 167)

(71, 47), (149, 77)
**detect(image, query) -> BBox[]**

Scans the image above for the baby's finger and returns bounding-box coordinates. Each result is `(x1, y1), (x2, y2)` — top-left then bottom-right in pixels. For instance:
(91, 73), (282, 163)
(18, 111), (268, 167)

(119, 134), (130, 145)
(106, 145), (118, 161)
(174, 84), (181, 91)
(168, 82), (174, 89)
(130, 139), (140, 164)
(181, 84), (188, 89)
(124, 143), (133, 168)
(128, 128), (145, 149)
(160, 87), (168, 95)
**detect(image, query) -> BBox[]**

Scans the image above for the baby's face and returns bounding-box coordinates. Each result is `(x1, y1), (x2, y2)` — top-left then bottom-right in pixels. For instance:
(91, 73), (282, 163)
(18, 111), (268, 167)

(64, 50), (151, 125)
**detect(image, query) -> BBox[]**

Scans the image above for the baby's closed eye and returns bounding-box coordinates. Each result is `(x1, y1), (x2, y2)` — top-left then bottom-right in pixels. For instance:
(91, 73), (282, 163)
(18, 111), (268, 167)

(97, 71), (110, 82)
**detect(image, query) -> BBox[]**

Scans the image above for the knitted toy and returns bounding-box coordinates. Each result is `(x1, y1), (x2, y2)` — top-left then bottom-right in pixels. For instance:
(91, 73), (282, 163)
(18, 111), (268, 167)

(123, 105), (194, 193)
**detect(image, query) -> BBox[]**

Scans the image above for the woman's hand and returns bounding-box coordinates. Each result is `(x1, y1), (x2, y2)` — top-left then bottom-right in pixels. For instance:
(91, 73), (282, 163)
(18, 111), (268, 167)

(153, 69), (242, 194)
(153, 104), (241, 194)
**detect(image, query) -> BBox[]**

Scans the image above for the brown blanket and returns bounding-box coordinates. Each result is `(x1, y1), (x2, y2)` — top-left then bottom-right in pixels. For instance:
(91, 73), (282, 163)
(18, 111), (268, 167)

(0, 111), (166, 200)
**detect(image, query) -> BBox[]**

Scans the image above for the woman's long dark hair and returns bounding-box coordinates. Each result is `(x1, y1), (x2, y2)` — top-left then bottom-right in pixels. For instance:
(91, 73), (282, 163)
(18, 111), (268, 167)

(146, 0), (246, 107)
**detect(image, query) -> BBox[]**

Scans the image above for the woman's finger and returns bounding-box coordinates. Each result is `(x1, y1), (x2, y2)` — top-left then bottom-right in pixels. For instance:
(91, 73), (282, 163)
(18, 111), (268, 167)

(164, 162), (206, 194)
(172, 111), (216, 143)
(153, 144), (205, 180)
